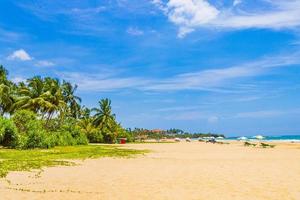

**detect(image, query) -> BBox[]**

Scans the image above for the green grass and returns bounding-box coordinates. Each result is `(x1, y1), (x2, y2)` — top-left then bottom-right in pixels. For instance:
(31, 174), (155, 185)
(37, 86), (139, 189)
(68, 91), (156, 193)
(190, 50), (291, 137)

(0, 145), (148, 177)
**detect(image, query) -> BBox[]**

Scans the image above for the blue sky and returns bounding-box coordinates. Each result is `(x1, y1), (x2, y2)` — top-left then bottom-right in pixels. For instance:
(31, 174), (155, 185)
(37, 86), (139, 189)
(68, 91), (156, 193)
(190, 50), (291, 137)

(1, 0), (300, 136)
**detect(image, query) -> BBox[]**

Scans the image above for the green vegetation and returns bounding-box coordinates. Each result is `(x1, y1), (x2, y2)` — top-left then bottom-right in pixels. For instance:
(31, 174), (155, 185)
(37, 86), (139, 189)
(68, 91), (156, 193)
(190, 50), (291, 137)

(127, 128), (225, 141)
(244, 142), (257, 147)
(0, 145), (147, 177)
(0, 65), (133, 149)
(260, 143), (275, 148)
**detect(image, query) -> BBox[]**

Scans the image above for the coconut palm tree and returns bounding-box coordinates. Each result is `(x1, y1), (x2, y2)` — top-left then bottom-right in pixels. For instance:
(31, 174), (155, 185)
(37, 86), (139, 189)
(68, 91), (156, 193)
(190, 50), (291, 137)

(0, 65), (8, 83)
(14, 76), (46, 113)
(42, 77), (66, 122)
(62, 81), (81, 119)
(79, 106), (91, 119)
(0, 84), (14, 116)
(92, 98), (115, 128)
(0, 66), (16, 115)
(14, 77), (65, 122)
(92, 98), (117, 143)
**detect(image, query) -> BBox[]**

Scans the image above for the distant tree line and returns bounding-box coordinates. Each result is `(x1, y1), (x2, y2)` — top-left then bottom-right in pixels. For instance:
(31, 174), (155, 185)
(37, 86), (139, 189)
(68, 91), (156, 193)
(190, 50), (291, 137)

(127, 127), (225, 141)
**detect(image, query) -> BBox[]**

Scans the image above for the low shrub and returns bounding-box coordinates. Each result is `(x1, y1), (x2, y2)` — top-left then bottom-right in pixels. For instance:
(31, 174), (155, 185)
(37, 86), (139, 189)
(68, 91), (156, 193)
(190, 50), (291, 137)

(16, 119), (55, 149)
(12, 110), (37, 133)
(117, 129), (134, 143)
(25, 129), (54, 149)
(0, 117), (18, 148)
(87, 130), (104, 143)
(1, 114), (89, 149)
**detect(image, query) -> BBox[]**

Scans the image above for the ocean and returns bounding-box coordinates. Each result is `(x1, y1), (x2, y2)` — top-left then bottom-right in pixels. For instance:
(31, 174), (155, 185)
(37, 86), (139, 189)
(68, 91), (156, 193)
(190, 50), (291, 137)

(226, 135), (300, 142)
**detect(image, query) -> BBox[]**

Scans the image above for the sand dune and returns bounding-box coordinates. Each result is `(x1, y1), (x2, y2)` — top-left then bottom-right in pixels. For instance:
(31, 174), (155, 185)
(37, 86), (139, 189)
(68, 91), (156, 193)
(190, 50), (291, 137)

(1, 142), (300, 200)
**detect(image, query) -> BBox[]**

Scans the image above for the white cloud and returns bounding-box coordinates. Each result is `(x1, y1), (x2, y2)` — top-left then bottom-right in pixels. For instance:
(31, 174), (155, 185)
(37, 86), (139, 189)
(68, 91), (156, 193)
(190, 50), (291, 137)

(144, 65), (261, 91)
(61, 52), (300, 92)
(11, 76), (26, 83)
(35, 60), (55, 67)
(7, 49), (32, 61)
(233, 0), (242, 6)
(0, 28), (22, 43)
(153, 0), (300, 37)
(165, 0), (219, 37)
(61, 72), (150, 92)
(234, 109), (300, 119)
(208, 116), (219, 123)
(127, 27), (144, 36)
(164, 111), (205, 120)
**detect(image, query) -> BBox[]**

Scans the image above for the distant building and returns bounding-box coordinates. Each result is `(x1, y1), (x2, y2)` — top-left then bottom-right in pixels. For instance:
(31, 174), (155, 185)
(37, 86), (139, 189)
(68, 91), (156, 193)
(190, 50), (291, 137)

(151, 129), (164, 134)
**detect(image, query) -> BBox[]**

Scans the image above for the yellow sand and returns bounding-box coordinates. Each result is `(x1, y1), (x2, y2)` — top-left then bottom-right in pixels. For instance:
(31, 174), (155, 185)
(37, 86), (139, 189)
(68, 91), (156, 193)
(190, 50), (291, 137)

(1, 141), (300, 200)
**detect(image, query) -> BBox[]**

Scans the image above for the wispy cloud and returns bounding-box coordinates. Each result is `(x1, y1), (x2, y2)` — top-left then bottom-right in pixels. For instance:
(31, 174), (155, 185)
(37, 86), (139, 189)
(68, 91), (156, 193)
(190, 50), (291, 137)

(156, 105), (203, 112)
(164, 110), (219, 123)
(127, 27), (144, 36)
(153, 0), (300, 37)
(61, 52), (300, 92)
(35, 60), (55, 67)
(61, 72), (150, 92)
(233, 0), (242, 7)
(0, 27), (23, 43)
(7, 49), (33, 61)
(234, 109), (300, 119)
(16, 2), (108, 36)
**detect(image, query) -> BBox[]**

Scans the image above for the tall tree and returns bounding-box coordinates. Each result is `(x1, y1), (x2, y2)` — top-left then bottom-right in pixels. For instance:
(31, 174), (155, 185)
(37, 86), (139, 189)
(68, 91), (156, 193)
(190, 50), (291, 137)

(92, 98), (115, 128)
(14, 76), (66, 122)
(62, 81), (81, 119)
(92, 98), (117, 143)
(0, 66), (15, 116)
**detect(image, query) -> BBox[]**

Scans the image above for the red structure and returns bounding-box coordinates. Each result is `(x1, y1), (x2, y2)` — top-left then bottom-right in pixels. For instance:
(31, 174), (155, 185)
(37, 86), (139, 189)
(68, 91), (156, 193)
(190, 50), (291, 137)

(119, 138), (127, 144)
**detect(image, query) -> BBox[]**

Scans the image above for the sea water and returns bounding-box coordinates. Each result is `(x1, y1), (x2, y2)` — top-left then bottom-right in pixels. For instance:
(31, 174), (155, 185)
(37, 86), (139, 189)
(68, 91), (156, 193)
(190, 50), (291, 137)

(227, 135), (300, 142)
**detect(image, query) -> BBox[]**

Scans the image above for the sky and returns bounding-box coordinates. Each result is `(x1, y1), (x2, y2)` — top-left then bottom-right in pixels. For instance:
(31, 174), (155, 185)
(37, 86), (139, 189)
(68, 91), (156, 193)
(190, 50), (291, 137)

(0, 0), (300, 136)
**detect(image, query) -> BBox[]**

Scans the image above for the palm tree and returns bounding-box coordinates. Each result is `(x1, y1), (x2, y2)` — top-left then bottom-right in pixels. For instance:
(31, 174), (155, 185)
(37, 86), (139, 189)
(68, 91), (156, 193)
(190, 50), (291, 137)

(79, 106), (91, 119)
(43, 77), (66, 122)
(0, 84), (14, 116)
(0, 65), (8, 84)
(14, 76), (46, 113)
(92, 98), (115, 128)
(92, 98), (117, 143)
(0, 66), (15, 116)
(15, 77), (65, 123)
(62, 81), (81, 119)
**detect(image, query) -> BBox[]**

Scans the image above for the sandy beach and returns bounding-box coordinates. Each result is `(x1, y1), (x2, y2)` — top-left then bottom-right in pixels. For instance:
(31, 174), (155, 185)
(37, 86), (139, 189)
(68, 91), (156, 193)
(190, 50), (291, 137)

(1, 141), (300, 200)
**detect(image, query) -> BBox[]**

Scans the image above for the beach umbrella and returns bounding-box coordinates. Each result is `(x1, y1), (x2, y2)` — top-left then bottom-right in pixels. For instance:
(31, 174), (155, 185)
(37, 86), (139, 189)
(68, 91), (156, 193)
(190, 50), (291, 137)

(254, 135), (264, 140)
(237, 136), (248, 141)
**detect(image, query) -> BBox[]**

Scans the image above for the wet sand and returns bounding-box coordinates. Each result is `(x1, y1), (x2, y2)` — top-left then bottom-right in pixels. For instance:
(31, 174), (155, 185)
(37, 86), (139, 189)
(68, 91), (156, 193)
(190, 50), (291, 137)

(1, 141), (300, 200)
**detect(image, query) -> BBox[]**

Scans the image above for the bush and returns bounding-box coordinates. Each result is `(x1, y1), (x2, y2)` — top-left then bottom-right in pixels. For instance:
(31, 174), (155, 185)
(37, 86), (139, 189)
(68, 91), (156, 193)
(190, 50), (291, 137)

(0, 117), (18, 147)
(1, 114), (89, 149)
(117, 129), (134, 143)
(16, 119), (55, 149)
(71, 128), (89, 145)
(12, 110), (37, 133)
(25, 129), (54, 149)
(54, 117), (88, 146)
(87, 130), (103, 143)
